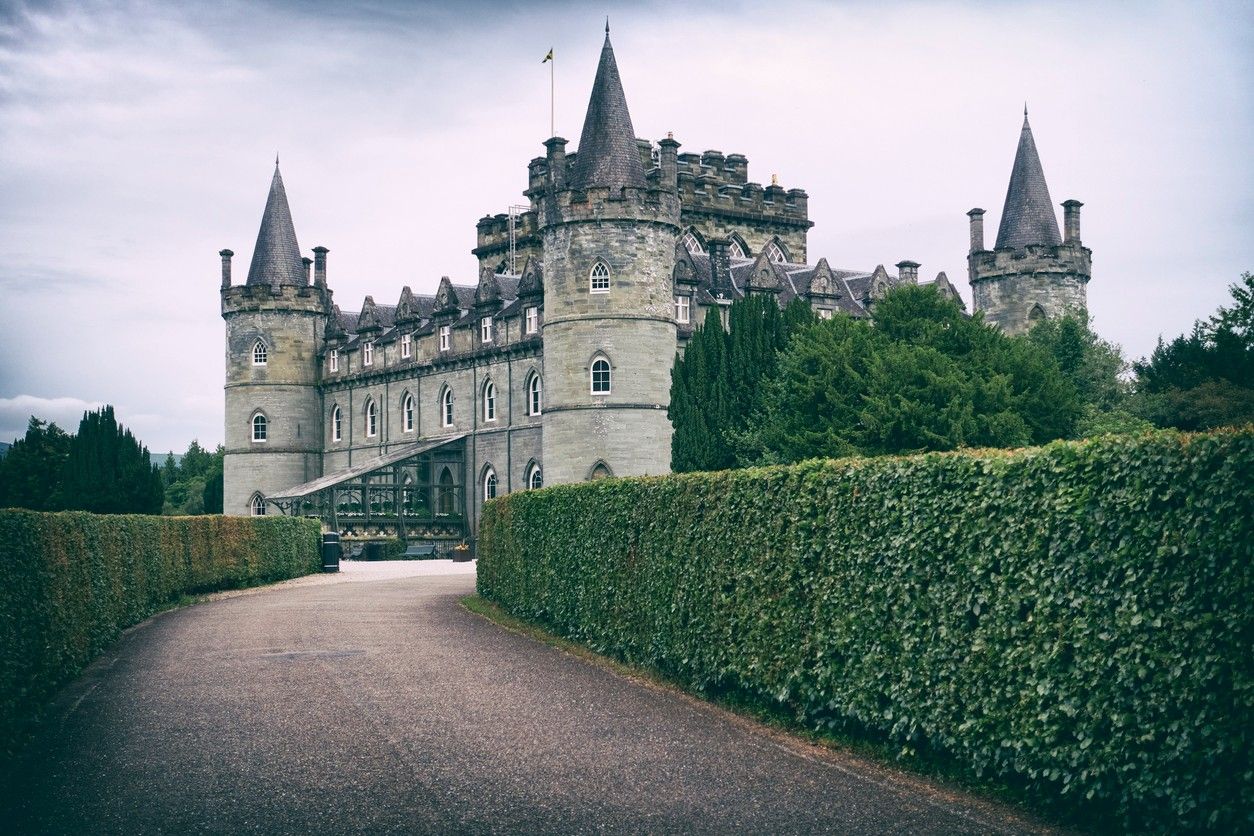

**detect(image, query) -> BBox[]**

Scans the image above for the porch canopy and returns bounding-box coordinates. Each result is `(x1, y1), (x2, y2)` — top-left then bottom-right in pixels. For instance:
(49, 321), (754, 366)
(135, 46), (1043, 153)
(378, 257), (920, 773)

(268, 434), (469, 543)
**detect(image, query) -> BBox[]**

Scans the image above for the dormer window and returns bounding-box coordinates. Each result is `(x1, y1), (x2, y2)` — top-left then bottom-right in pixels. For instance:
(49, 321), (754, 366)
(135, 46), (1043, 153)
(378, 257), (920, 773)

(728, 239), (747, 259)
(480, 316), (493, 344)
(764, 240), (787, 264)
(590, 261), (610, 293)
(401, 333), (412, 358)
(680, 230), (703, 254)
(362, 341), (374, 367)
(329, 349), (338, 372)
(252, 340), (267, 365)
(525, 306), (539, 334)
(675, 295), (690, 324)
(439, 325), (450, 352)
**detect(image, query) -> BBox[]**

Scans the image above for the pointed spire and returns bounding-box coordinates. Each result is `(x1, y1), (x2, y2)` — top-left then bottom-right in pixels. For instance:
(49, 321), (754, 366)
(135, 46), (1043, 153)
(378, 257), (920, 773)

(995, 111), (1062, 249)
(569, 30), (647, 190)
(245, 163), (306, 286)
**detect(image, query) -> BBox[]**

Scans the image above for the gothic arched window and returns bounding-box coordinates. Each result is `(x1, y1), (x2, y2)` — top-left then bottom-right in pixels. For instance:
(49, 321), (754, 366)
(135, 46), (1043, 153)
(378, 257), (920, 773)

(527, 463), (543, 490)
(589, 260), (611, 293)
(591, 356), (611, 395)
(764, 240), (787, 264)
(728, 239), (747, 259)
(252, 339), (268, 365)
(402, 394), (414, 432)
(1029, 303), (1046, 323)
(365, 400), (378, 438)
(441, 386), (454, 428)
(251, 413), (267, 442)
(680, 230), (703, 254)
(250, 493), (267, 516)
(527, 372), (542, 416)
(331, 405), (342, 442)
(483, 466), (497, 501)
(483, 381), (496, 422)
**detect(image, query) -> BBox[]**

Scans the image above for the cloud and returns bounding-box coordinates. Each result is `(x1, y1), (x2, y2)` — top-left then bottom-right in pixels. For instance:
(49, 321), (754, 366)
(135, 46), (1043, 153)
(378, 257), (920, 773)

(0, 394), (102, 442)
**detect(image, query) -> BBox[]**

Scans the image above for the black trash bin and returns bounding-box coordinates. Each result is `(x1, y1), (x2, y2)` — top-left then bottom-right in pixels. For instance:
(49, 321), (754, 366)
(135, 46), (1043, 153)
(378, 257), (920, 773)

(321, 532), (341, 573)
(364, 541), (383, 562)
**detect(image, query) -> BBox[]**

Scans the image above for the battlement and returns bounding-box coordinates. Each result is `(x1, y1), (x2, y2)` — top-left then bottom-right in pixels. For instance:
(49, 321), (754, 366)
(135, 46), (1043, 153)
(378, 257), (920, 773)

(675, 150), (749, 184)
(537, 183), (682, 229)
(968, 242), (1091, 284)
(221, 282), (331, 316)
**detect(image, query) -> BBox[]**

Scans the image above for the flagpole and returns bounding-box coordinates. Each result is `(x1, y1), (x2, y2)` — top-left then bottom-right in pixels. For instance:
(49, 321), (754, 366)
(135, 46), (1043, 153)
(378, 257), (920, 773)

(550, 51), (555, 138)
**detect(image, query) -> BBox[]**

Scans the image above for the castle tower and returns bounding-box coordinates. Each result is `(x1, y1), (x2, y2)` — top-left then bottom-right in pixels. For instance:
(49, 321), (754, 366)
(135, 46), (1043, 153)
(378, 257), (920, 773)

(220, 163), (329, 515)
(538, 29), (680, 484)
(968, 111), (1091, 334)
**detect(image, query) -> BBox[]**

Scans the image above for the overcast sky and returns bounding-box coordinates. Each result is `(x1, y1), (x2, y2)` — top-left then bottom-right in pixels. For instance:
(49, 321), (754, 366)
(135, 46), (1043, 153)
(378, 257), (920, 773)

(0, 0), (1250, 453)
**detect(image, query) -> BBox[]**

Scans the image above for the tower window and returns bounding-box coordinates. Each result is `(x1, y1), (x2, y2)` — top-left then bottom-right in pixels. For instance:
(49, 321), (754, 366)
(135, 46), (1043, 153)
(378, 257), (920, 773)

(590, 261), (611, 293)
(252, 340), (268, 365)
(332, 405), (342, 442)
(401, 333), (412, 358)
(365, 400), (378, 438)
(591, 356), (611, 395)
(483, 467), (497, 501)
(525, 306), (539, 334)
(527, 463), (543, 490)
(481, 316), (493, 343)
(483, 381), (496, 422)
(250, 493), (267, 516)
(402, 394), (414, 433)
(251, 413), (267, 442)
(362, 341), (374, 367)
(675, 295), (690, 324)
(764, 240), (787, 264)
(439, 325), (450, 352)
(1029, 303), (1046, 323)
(528, 372), (542, 416)
(329, 349), (338, 372)
(441, 387), (454, 427)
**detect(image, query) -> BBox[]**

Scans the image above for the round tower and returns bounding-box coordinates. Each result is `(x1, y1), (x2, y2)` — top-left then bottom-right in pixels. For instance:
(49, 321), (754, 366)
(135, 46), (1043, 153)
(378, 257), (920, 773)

(221, 163), (329, 515)
(539, 30), (680, 484)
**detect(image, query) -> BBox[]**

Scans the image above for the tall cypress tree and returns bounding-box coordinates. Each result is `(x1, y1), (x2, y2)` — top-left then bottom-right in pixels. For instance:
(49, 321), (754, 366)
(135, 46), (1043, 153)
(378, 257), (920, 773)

(61, 405), (164, 514)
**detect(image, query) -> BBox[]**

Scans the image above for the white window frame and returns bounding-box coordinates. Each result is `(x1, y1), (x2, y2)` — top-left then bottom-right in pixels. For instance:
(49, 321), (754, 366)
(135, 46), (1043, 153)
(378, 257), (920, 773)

(483, 467), (498, 501)
(332, 405), (342, 442)
(764, 240), (786, 264)
(527, 464), (542, 490)
(818, 308), (833, 320)
(675, 295), (690, 324)
(252, 340), (267, 365)
(591, 357), (611, 395)
(365, 400), (377, 438)
(250, 494), (267, 516)
(329, 349), (338, 372)
(729, 239), (747, 259)
(441, 387), (454, 427)
(402, 394), (414, 433)
(362, 341), (374, 367)
(439, 324), (450, 352)
(680, 230), (703, 254)
(401, 333), (412, 358)
(480, 316), (493, 343)
(483, 381), (496, 422)
(251, 413), (267, 442)
(589, 261), (610, 293)
(528, 373), (542, 416)
(525, 306), (539, 334)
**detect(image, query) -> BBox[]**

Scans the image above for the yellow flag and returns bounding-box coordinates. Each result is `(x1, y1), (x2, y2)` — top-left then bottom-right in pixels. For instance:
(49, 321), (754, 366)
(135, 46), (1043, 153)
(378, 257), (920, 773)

(542, 48), (553, 63)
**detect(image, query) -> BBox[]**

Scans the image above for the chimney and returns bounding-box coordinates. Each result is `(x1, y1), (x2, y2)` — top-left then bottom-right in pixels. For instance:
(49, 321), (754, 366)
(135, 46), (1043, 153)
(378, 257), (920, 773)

(896, 260), (920, 284)
(658, 134), (680, 190)
(967, 208), (985, 253)
(313, 246), (328, 287)
(302, 257), (313, 285)
(219, 249), (234, 288)
(707, 238), (732, 292)
(1062, 200), (1083, 244)
(544, 137), (568, 190)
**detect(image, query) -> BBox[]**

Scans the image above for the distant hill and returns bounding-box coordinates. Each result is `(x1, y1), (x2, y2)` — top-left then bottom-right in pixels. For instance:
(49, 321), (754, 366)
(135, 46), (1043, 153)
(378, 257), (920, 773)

(0, 441), (9, 459)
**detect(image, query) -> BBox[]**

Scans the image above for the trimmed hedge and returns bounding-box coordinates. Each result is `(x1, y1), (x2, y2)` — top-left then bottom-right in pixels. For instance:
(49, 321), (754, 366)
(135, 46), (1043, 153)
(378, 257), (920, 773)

(0, 511), (320, 757)
(478, 429), (1253, 832)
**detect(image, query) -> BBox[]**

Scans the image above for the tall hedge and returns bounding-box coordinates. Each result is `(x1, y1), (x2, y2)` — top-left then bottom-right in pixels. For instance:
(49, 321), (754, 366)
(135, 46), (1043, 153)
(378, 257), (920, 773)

(0, 511), (320, 757)
(478, 429), (1253, 832)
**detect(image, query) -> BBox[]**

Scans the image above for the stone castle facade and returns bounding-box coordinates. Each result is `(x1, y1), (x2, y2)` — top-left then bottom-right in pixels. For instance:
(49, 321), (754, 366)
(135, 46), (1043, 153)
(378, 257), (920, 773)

(220, 32), (1090, 533)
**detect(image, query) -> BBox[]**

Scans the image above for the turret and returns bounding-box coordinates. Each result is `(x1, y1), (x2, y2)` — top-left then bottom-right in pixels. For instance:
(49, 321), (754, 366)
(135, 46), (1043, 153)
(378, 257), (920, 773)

(538, 27), (680, 484)
(220, 161), (329, 515)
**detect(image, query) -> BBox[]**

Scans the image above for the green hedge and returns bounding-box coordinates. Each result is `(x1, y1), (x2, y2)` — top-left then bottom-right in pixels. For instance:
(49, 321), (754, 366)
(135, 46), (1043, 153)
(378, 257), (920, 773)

(0, 511), (320, 757)
(478, 429), (1253, 832)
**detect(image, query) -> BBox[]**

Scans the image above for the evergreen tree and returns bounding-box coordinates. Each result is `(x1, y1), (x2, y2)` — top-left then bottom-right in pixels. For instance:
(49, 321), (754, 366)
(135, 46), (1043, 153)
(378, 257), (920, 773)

(61, 405), (164, 514)
(0, 418), (71, 510)
(202, 460), (224, 514)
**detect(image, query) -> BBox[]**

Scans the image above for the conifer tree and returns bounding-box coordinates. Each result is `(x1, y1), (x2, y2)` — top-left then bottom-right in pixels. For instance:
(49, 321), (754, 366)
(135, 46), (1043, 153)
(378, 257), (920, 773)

(0, 417), (71, 510)
(61, 405), (164, 514)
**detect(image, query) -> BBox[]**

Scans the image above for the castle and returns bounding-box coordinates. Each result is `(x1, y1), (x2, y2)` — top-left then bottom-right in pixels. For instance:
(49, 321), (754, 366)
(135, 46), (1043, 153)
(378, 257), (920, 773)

(220, 31), (1090, 542)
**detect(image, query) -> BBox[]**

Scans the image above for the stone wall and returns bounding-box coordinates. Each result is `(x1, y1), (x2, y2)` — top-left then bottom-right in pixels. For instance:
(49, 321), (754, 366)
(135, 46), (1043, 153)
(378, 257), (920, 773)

(969, 242), (1091, 335)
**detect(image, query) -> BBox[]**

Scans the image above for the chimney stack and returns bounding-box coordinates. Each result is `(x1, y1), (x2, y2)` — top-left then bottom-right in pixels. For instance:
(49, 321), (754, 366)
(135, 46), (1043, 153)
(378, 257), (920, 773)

(1062, 200), (1083, 244)
(896, 260), (920, 284)
(658, 134), (680, 190)
(219, 249), (234, 289)
(302, 256), (313, 285)
(544, 137), (568, 190)
(313, 246), (328, 287)
(967, 208), (985, 253)
(707, 238), (732, 292)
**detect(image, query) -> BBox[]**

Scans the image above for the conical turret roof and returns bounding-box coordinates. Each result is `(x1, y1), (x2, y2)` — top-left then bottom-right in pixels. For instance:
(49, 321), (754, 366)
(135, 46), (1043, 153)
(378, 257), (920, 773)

(246, 163), (306, 286)
(995, 113), (1062, 250)
(569, 31), (647, 191)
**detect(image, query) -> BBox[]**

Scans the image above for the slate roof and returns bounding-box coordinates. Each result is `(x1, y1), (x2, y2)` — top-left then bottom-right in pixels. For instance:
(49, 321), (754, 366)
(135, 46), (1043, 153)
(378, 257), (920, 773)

(995, 113), (1062, 249)
(246, 164), (307, 287)
(569, 32), (647, 191)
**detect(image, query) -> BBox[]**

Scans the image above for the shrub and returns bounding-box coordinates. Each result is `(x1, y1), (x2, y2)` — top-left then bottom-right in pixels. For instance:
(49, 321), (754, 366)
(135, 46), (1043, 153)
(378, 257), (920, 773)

(478, 429), (1253, 832)
(0, 511), (320, 758)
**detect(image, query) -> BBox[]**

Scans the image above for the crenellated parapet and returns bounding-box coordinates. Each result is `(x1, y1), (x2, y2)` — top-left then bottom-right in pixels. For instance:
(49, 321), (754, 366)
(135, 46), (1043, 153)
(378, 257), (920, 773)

(221, 278), (331, 317)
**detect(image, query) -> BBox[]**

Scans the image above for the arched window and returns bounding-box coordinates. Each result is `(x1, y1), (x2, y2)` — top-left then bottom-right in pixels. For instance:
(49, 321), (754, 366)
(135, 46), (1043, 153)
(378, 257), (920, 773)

(527, 372), (542, 416)
(252, 339), (268, 365)
(527, 463), (543, 490)
(589, 260), (611, 293)
(437, 467), (456, 515)
(441, 386), (454, 427)
(483, 466), (497, 501)
(591, 356), (611, 395)
(483, 381), (496, 422)
(251, 413), (267, 442)
(589, 462), (613, 481)
(728, 239), (747, 259)
(1028, 303), (1046, 323)
(331, 405), (342, 442)
(250, 493), (267, 516)
(402, 394), (414, 433)
(764, 240), (787, 264)
(680, 230), (704, 254)
(365, 400), (378, 438)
